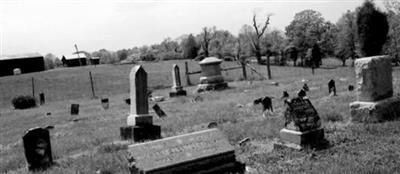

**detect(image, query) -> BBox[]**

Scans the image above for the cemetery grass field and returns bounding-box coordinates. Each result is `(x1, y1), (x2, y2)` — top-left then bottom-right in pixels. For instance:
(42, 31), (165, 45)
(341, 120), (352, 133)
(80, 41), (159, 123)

(1, 59), (400, 173)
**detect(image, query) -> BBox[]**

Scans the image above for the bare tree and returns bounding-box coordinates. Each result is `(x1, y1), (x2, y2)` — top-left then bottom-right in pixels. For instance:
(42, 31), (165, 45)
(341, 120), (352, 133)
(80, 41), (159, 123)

(250, 12), (272, 79)
(200, 27), (217, 57)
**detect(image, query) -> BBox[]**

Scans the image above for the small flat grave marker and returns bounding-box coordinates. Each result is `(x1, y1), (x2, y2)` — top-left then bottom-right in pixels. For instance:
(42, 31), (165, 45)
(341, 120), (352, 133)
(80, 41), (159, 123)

(328, 79), (336, 96)
(23, 127), (53, 171)
(101, 98), (109, 110)
(39, 93), (45, 105)
(127, 128), (244, 174)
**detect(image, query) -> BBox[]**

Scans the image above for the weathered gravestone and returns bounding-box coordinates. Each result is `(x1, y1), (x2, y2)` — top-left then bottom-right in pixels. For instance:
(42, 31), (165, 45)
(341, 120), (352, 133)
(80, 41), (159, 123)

(169, 64), (187, 97)
(350, 55), (400, 122)
(70, 104), (79, 115)
(328, 79), (336, 96)
(276, 97), (324, 150)
(39, 93), (45, 105)
(120, 65), (161, 141)
(101, 98), (109, 110)
(197, 57), (228, 92)
(23, 127), (53, 171)
(126, 128), (245, 174)
(152, 104), (167, 118)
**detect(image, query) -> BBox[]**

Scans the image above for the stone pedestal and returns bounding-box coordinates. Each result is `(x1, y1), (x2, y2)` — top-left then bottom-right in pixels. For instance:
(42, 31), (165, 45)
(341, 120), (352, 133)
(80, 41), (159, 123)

(197, 57), (228, 92)
(350, 96), (400, 123)
(349, 55), (400, 122)
(169, 86), (186, 97)
(120, 125), (161, 142)
(276, 128), (324, 150)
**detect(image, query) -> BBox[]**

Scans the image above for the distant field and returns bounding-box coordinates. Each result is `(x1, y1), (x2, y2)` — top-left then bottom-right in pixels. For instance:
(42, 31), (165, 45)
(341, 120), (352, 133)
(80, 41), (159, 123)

(1, 58), (400, 173)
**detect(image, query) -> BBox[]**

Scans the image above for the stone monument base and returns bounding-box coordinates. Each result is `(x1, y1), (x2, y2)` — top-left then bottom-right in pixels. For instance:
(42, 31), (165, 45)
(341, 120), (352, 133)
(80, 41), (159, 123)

(350, 96), (400, 123)
(169, 90), (187, 97)
(197, 82), (228, 93)
(274, 128), (324, 150)
(120, 125), (161, 142)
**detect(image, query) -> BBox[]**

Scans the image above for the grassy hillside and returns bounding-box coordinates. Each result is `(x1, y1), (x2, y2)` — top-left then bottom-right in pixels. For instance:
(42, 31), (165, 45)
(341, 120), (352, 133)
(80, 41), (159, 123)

(1, 59), (400, 173)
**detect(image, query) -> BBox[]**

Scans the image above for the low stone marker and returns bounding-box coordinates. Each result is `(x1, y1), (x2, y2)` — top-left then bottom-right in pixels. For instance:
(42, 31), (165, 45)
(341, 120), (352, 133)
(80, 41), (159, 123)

(120, 65), (161, 142)
(70, 104), (79, 115)
(23, 127), (53, 171)
(197, 57), (228, 92)
(39, 93), (45, 105)
(328, 79), (336, 96)
(152, 104), (166, 118)
(169, 64), (187, 97)
(350, 55), (400, 122)
(282, 91), (289, 99)
(302, 83), (309, 91)
(101, 98), (109, 110)
(275, 97), (324, 150)
(126, 128), (245, 174)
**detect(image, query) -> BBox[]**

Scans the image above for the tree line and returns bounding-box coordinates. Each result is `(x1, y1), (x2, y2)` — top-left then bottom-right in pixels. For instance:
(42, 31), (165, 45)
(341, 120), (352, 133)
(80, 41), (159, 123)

(44, 0), (399, 73)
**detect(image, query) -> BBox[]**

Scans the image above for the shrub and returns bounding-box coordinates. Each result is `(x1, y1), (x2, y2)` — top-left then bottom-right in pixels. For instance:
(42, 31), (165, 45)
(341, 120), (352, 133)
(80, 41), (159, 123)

(12, 95), (36, 109)
(158, 51), (183, 61)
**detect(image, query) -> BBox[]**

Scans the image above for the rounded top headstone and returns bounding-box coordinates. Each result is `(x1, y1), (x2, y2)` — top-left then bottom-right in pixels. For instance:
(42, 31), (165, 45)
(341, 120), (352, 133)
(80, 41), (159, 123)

(199, 57), (222, 65)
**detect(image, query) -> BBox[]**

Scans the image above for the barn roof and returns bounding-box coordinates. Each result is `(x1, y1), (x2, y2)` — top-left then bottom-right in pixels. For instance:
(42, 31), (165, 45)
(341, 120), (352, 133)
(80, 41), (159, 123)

(0, 53), (43, 60)
(64, 53), (87, 60)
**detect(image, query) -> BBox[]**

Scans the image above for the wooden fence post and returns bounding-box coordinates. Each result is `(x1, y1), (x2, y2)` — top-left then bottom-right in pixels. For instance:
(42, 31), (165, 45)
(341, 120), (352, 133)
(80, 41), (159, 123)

(31, 77), (35, 97)
(185, 62), (192, 86)
(89, 71), (96, 98)
(241, 62), (247, 80)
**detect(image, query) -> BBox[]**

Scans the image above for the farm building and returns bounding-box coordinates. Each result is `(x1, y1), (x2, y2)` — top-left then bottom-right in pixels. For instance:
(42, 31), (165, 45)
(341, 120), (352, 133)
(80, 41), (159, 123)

(0, 53), (45, 76)
(90, 57), (100, 65)
(62, 53), (87, 67)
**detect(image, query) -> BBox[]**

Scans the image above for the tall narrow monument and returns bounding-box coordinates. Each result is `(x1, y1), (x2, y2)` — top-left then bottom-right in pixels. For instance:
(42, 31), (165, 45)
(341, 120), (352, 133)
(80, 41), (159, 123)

(169, 64), (187, 97)
(120, 65), (161, 141)
(350, 55), (400, 122)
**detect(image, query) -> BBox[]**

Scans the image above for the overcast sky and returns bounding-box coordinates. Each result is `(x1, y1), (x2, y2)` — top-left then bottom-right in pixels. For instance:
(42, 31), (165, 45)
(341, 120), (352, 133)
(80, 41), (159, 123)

(0, 0), (385, 57)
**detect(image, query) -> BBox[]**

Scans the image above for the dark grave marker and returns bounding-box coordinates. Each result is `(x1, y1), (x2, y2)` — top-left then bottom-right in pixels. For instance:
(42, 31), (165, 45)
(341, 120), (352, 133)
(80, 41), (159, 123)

(297, 89), (306, 98)
(328, 79), (336, 96)
(348, 85), (354, 91)
(152, 104), (167, 118)
(127, 128), (245, 174)
(207, 122), (218, 128)
(39, 93), (45, 105)
(302, 83), (309, 91)
(276, 97), (324, 150)
(23, 127), (53, 171)
(101, 98), (109, 110)
(70, 104), (79, 115)
(253, 96), (273, 112)
(282, 91), (289, 99)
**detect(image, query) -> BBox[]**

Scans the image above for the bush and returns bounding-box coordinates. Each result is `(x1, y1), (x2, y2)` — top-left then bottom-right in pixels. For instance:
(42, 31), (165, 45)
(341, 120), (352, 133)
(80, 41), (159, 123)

(12, 95), (37, 109)
(158, 51), (183, 61)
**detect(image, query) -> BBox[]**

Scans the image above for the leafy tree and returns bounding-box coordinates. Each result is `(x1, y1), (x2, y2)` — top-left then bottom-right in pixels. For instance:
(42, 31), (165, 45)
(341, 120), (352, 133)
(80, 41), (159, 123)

(285, 9), (327, 66)
(182, 34), (199, 59)
(210, 29), (237, 58)
(356, 0), (389, 56)
(44, 53), (57, 70)
(116, 49), (129, 61)
(335, 10), (358, 66)
(384, 0), (400, 63)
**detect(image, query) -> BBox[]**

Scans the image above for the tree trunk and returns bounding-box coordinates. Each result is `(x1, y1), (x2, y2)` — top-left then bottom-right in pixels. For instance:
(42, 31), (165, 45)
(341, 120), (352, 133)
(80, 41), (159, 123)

(342, 59), (346, 66)
(267, 55), (272, 79)
(255, 50), (264, 65)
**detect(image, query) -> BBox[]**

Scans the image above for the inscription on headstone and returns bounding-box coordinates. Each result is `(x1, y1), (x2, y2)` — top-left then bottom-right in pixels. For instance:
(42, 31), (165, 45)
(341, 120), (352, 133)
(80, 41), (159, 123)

(23, 127), (53, 171)
(127, 129), (244, 173)
(283, 97), (321, 131)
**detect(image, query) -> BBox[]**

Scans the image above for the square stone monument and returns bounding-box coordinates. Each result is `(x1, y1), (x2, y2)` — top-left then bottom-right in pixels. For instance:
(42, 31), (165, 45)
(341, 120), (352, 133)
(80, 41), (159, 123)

(120, 65), (161, 142)
(23, 127), (53, 171)
(275, 97), (324, 150)
(169, 64), (187, 97)
(350, 55), (400, 122)
(197, 57), (228, 92)
(126, 128), (245, 174)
